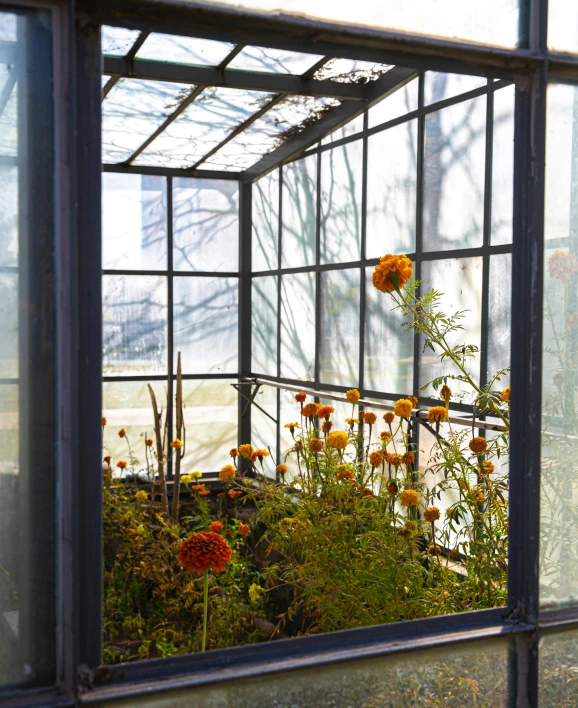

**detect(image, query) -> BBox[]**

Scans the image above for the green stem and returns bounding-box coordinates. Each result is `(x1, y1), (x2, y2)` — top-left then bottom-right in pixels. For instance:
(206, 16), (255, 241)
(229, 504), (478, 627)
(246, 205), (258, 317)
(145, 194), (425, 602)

(202, 570), (209, 652)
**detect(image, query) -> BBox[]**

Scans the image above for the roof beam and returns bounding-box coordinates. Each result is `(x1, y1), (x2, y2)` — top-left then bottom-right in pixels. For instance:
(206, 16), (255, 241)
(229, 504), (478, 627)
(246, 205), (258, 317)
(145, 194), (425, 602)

(103, 56), (369, 101)
(242, 66), (418, 182)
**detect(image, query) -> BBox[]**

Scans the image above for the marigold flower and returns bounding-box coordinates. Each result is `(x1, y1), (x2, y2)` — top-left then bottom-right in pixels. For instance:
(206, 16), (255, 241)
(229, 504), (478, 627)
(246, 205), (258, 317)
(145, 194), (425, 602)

(402, 451), (415, 465)
(469, 436), (487, 454)
(346, 389), (360, 404)
(171, 438), (184, 449)
(192, 483), (205, 491)
(372, 254), (413, 293)
(284, 422), (300, 431)
(103, 455), (112, 464)
(229, 447), (239, 458)
(317, 405), (334, 419)
(102, 416), (107, 426)
(302, 402), (321, 417)
(369, 451), (384, 467)
(345, 417), (359, 426)
(276, 464), (288, 474)
(181, 474), (192, 485)
(344, 469), (355, 480)
(322, 420), (333, 433)
(501, 386), (510, 403)
(192, 470), (203, 480)
(427, 544), (442, 556)
(405, 520), (418, 535)
(400, 489), (420, 507)
(547, 250), (578, 282)
(118, 428), (126, 439)
(116, 460), (128, 469)
(209, 520), (224, 533)
(424, 506), (441, 522)
(407, 395), (419, 409)
(363, 411), (377, 425)
(428, 406), (448, 424)
(145, 438), (153, 447)
(383, 412), (395, 425)
(394, 398), (413, 417)
(295, 392), (307, 403)
(219, 464), (236, 483)
(309, 438), (323, 452)
(398, 526), (412, 539)
(387, 481), (398, 495)
(482, 460), (495, 476)
(439, 385), (452, 402)
(387, 453), (402, 466)
(228, 489), (242, 499)
(326, 430), (349, 450)
(361, 488), (374, 498)
(198, 489), (211, 496)
(380, 430), (392, 442)
(178, 531), (232, 574)
(238, 523), (250, 537)
(135, 490), (148, 503)
(239, 444), (254, 459)
(251, 448), (270, 462)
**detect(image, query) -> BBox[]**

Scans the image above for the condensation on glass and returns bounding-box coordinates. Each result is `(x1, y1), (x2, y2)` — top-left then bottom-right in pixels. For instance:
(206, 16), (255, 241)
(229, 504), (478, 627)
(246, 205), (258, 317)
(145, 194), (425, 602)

(0, 6), (56, 688)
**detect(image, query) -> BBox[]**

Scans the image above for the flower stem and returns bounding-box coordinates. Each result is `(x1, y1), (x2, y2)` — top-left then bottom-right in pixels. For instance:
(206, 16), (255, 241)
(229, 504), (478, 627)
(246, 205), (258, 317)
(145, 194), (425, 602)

(202, 570), (209, 652)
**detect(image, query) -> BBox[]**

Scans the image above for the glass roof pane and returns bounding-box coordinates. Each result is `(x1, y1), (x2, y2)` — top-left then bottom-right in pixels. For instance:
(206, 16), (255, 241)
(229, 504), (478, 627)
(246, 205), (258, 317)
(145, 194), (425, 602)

(227, 46), (323, 74)
(197, 95), (340, 171)
(102, 25), (141, 56)
(0, 12), (16, 41)
(0, 64), (17, 158)
(102, 78), (192, 164)
(136, 33), (235, 66)
(313, 58), (392, 83)
(134, 87), (274, 169)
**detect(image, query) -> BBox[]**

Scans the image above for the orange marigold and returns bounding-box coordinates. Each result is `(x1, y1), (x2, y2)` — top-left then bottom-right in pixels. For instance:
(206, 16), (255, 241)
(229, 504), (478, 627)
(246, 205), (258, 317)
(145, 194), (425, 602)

(345, 417), (359, 426)
(346, 389), (360, 404)
(171, 439), (184, 449)
(428, 406), (448, 423)
(317, 405), (334, 419)
(380, 430), (392, 442)
(145, 438), (153, 447)
(469, 436), (487, 454)
(402, 451), (415, 465)
(501, 386), (510, 402)
(383, 412), (395, 424)
(372, 254), (413, 293)
(198, 489), (211, 496)
(116, 460), (127, 469)
(387, 452), (402, 466)
(369, 451), (384, 467)
(547, 250), (578, 282)
(276, 464), (288, 474)
(239, 444), (254, 459)
(103, 455), (112, 464)
(400, 489), (420, 507)
(229, 489), (242, 499)
(387, 481), (398, 495)
(102, 416), (107, 426)
(439, 384), (452, 402)
(427, 544), (442, 556)
(229, 447), (239, 458)
(363, 411), (377, 425)
(238, 523), (250, 537)
(302, 402), (321, 417)
(192, 483), (205, 491)
(361, 488), (374, 498)
(424, 506), (441, 522)
(482, 460), (495, 476)
(295, 392), (307, 403)
(219, 464), (236, 483)
(309, 438), (323, 452)
(251, 448), (270, 462)
(407, 395), (419, 409)
(118, 428), (126, 439)
(394, 398), (413, 417)
(209, 520), (224, 533)
(322, 420), (333, 433)
(326, 430), (349, 450)
(178, 531), (232, 574)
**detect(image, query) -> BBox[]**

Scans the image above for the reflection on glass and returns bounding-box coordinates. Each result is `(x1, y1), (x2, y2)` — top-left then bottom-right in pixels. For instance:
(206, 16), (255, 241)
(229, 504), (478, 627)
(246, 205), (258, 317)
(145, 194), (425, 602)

(423, 96), (486, 251)
(135, 87), (273, 169)
(539, 629), (578, 705)
(101, 25), (141, 56)
(252, 170), (279, 272)
(103, 275), (168, 376)
(366, 120), (417, 258)
(320, 141), (363, 264)
(107, 639), (509, 707)
(102, 78), (192, 164)
(173, 276), (238, 375)
(365, 267), (413, 394)
(368, 79), (419, 128)
(228, 45), (322, 74)
(280, 272), (315, 381)
(173, 178), (239, 272)
(424, 72), (487, 105)
(320, 269), (359, 386)
(102, 173), (167, 270)
(488, 253), (511, 386)
(136, 33), (235, 66)
(252, 277), (278, 377)
(492, 85), (515, 246)
(419, 258), (483, 401)
(281, 155), (317, 268)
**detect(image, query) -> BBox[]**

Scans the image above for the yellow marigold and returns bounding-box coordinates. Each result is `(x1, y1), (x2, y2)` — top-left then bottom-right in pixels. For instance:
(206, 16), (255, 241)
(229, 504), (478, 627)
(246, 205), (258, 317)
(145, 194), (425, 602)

(322, 420), (333, 433)
(102, 416), (107, 426)
(439, 384), (452, 402)
(346, 389), (360, 404)
(276, 464), (288, 474)
(219, 464), (236, 483)
(372, 254), (413, 293)
(238, 522), (250, 537)
(135, 490), (148, 503)
(229, 447), (239, 458)
(427, 544), (442, 556)
(284, 422), (300, 431)
(402, 451), (415, 465)
(309, 438), (323, 452)
(501, 386), (510, 402)
(295, 392), (307, 403)
(547, 250), (578, 282)
(345, 417), (359, 426)
(326, 430), (349, 450)
(178, 531), (232, 574)
(116, 460), (128, 469)
(181, 474), (192, 485)
(317, 405), (334, 419)
(239, 444), (254, 459)
(394, 398), (413, 417)
(171, 439), (184, 449)
(424, 506), (441, 522)
(251, 448), (270, 462)
(192, 470), (203, 480)
(383, 411), (395, 425)
(209, 520), (224, 533)
(145, 438), (153, 447)
(118, 428), (126, 439)
(400, 489), (420, 507)
(428, 406), (448, 423)
(363, 411), (377, 425)
(369, 451), (383, 467)
(469, 436), (487, 454)
(380, 430), (392, 442)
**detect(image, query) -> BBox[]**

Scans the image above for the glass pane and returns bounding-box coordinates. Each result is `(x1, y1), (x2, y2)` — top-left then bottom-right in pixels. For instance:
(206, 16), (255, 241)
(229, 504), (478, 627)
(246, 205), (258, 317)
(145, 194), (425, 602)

(368, 79), (419, 128)
(102, 25), (140, 56)
(541, 83), (578, 609)
(320, 113), (364, 145)
(549, 1), (578, 53)
(424, 72), (487, 105)
(314, 58), (392, 83)
(102, 173), (167, 271)
(252, 170), (279, 272)
(173, 276), (238, 375)
(252, 276), (278, 377)
(103, 275), (168, 376)
(423, 96), (486, 252)
(102, 78), (192, 164)
(281, 155), (317, 268)
(319, 269), (360, 386)
(365, 266), (414, 394)
(173, 178), (239, 272)
(487, 253), (511, 386)
(134, 88), (274, 169)
(280, 272), (315, 381)
(228, 45), (323, 74)
(102, 639), (509, 707)
(492, 85), (515, 246)
(201, 0), (520, 49)
(250, 384), (277, 474)
(0, 6), (56, 688)
(539, 630), (578, 706)
(320, 140), (363, 264)
(366, 120), (417, 258)
(136, 33), (235, 66)
(419, 257), (483, 401)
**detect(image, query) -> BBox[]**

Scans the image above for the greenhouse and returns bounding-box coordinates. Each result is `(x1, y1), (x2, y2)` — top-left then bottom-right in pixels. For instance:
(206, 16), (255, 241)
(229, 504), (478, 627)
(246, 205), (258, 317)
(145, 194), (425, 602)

(2, 0), (578, 706)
